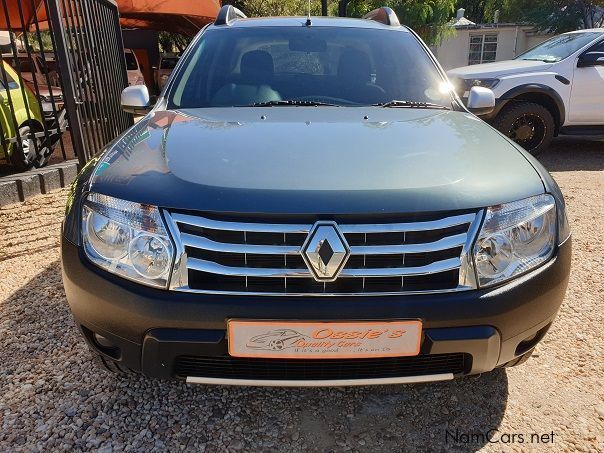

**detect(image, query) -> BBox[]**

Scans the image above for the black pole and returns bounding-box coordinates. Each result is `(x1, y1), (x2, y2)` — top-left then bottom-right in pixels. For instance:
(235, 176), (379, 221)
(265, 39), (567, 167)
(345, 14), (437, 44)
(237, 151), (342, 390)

(338, 0), (348, 17)
(322, 0), (328, 16)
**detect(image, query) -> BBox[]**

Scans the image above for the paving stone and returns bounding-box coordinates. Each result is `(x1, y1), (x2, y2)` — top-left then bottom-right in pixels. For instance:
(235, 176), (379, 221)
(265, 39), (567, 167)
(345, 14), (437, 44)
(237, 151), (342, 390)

(0, 179), (21, 206)
(58, 163), (79, 187)
(15, 174), (42, 201)
(37, 168), (63, 194)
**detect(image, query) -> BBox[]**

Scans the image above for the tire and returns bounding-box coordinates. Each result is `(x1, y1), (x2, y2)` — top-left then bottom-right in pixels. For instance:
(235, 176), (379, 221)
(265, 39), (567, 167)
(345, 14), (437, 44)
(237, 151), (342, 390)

(492, 101), (555, 156)
(9, 125), (51, 172)
(503, 349), (534, 368)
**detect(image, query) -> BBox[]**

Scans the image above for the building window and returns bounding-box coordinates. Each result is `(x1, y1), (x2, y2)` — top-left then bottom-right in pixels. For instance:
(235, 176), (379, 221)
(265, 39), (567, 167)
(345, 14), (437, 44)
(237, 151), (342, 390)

(469, 34), (498, 65)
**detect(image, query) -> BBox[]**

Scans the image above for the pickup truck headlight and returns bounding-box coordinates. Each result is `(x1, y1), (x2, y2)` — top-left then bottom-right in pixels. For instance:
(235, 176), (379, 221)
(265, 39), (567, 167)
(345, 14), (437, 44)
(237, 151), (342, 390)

(82, 193), (174, 288)
(473, 194), (556, 288)
(465, 78), (500, 90)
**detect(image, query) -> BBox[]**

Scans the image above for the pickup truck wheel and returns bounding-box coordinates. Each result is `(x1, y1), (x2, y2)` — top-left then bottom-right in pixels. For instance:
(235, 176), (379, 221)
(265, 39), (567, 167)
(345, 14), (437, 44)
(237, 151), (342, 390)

(493, 102), (555, 156)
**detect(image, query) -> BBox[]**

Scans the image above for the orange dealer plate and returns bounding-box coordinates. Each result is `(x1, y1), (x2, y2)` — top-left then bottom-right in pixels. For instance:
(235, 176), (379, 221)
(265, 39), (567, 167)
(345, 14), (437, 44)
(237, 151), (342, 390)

(227, 320), (422, 359)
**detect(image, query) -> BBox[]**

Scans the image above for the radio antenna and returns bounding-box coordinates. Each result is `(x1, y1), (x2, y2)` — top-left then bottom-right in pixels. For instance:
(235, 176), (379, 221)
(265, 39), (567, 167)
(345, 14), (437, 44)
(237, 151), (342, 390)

(305, 0), (312, 26)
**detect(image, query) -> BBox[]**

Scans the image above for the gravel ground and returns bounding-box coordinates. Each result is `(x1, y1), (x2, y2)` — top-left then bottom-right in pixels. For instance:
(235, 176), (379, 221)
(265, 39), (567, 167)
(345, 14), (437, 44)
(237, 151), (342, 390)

(0, 136), (603, 452)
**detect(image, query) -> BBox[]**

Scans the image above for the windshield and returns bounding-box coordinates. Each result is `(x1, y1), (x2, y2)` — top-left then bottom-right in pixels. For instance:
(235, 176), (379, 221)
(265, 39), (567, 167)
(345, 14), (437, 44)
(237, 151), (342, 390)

(125, 52), (138, 70)
(169, 26), (452, 108)
(516, 32), (600, 62)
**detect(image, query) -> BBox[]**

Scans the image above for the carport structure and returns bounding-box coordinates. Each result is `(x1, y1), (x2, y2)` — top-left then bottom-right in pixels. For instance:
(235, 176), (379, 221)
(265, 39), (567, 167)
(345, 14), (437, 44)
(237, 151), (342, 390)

(0, 0), (220, 37)
(0, 0), (219, 168)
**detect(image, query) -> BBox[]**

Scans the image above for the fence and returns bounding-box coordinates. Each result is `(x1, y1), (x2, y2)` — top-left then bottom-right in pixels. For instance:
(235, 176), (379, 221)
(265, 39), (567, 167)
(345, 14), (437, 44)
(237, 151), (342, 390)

(0, 0), (132, 171)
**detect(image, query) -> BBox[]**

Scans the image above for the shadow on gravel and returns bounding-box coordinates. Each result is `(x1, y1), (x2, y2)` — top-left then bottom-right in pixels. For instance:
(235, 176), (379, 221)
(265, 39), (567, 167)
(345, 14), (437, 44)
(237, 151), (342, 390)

(539, 136), (604, 172)
(1, 262), (509, 451)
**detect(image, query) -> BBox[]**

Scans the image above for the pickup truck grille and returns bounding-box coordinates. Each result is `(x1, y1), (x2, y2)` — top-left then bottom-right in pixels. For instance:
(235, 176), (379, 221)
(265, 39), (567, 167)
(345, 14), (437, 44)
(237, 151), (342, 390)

(164, 211), (480, 295)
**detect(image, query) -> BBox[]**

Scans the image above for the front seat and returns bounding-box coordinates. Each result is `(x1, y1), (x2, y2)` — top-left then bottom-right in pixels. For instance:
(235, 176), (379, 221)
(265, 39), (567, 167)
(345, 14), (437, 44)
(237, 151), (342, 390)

(212, 50), (282, 106)
(337, 49), (387, 104)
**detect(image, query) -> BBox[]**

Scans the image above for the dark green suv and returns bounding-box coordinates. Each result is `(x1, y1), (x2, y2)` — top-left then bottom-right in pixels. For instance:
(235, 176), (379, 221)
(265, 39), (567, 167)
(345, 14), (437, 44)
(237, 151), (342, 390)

(61, 7), (571, 386)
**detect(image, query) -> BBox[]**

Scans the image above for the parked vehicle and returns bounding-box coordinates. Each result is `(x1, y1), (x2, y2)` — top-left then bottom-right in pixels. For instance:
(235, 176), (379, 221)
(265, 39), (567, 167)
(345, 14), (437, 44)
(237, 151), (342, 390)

(0, 60), (49, 170)
(62, 6), (571, 386)
(154, 53), (179, 91)
(125, 49), (145, 87)
(448, 29), (604, 155)
(3, 52), (65, 119)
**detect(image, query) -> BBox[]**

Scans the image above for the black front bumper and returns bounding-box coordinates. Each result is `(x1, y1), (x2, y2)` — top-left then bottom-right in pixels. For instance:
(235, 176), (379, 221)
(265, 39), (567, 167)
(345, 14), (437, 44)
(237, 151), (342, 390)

(61, 236), (571, 382)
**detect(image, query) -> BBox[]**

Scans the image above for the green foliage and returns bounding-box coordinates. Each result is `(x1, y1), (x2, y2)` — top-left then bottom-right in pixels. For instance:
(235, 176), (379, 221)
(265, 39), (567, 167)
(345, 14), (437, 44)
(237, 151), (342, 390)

(231, 0), (330, 16)
(347, 0), (457, 45)
(25, 31), (54, 52)
(233, 0), (457, 44)
(457, 0), (604, 31)
(158, 32), (193, 53)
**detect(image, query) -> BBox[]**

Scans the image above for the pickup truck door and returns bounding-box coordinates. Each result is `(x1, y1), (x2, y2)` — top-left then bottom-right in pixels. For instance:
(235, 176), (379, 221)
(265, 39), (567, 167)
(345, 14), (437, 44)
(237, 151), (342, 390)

(569, 39), (604, 124)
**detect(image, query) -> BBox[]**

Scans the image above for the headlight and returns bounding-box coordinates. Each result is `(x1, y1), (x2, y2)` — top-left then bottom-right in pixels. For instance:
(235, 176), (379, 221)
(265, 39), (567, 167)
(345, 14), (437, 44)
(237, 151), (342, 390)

(473, 194), (556, 287)
(82, 193), (174, 288)
(464, 78), (500, 90)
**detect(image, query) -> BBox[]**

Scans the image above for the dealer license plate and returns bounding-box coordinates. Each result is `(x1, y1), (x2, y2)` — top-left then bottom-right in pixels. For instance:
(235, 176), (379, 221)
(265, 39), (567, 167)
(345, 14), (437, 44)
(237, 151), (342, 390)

(227, 320), (422, 359)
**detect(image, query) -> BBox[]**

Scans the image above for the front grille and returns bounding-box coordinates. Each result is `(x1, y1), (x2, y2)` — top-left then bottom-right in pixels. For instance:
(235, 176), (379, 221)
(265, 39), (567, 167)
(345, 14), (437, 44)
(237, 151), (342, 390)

(165, 211), (480, 295)
(174, 353), (471, 380)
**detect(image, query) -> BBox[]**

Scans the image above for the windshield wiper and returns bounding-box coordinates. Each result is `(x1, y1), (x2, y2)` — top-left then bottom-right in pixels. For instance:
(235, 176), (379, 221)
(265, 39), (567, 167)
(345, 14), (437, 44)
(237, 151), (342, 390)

(245, 100), (339, 107)
(520, 57), (559, 63)
(374, 100), (450, 110)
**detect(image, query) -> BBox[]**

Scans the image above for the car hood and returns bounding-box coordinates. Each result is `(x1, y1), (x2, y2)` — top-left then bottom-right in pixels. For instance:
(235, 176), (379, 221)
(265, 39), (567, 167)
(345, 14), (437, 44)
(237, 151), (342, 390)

(448, 59), (554, 79)
(89, 107), (544, 214)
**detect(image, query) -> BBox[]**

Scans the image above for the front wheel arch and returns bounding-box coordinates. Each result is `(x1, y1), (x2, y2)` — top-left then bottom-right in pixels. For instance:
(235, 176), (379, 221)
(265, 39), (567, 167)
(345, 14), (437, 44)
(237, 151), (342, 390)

(498, 85), (564, 135)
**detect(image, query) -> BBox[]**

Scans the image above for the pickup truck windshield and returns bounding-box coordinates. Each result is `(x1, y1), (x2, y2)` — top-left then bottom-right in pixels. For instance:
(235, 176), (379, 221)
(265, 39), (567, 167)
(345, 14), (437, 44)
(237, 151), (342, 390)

(516, 32), (601, 63)
(169, 26), (452, 108)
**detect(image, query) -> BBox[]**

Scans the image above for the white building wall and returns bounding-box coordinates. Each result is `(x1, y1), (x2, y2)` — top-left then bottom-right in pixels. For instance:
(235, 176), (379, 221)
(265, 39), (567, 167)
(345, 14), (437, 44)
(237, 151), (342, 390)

(434, 26), (552, 71)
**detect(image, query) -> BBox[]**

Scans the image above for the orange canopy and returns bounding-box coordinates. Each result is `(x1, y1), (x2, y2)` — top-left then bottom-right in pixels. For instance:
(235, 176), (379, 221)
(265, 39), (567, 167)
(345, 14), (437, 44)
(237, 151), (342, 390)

(0, 0), (219, 36)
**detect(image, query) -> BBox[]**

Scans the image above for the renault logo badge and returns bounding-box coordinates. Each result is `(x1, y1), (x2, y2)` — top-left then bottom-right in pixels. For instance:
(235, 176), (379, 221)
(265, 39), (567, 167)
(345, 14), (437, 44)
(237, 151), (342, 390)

(301, 222), (350, 282)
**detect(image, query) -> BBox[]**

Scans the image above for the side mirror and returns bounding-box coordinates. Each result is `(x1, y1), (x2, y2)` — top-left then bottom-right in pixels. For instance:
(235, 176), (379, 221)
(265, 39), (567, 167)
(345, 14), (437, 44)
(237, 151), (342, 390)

(467, 86), (495, 116)
(577, 51), (604, 68)
(121, 85), (152, 115)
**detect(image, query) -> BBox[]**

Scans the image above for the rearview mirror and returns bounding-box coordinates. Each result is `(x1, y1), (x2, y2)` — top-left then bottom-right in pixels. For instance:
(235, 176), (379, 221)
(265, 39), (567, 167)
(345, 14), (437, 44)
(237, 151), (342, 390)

(121, 85), (152, 115)
(467, 86), (495, 116)
(577, 51), (604, 68)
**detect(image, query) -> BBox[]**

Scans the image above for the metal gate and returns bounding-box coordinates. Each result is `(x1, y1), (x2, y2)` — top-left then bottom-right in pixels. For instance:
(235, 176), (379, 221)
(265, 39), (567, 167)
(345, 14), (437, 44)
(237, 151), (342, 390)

(0, 0), (132, 171)
(47, 0), (133, 165)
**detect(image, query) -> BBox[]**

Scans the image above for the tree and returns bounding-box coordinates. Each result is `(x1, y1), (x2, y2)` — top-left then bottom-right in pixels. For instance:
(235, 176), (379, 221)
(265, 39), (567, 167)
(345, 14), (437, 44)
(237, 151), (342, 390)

(232, 0), (458, 45)
(491, 0), (604, 31)
(346, 1), (457, 44)
(158, 32), (193, 53)
(231, 0), (329, 17)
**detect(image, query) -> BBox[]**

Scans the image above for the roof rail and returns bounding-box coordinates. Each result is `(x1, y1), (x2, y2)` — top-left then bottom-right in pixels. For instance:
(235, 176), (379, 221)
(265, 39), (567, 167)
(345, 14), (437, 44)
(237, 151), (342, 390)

(362, 7), (401, 27)
(215, 5), (247, 26)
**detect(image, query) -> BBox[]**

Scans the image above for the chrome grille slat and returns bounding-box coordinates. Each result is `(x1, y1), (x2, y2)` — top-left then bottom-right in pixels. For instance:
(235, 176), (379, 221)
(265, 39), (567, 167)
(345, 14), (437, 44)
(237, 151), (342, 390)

(188, 257), (462, 278)
(188, 258), (312, 278)
(340, 258), (461, 277)
(171, 212), (311, 234)
(338, 213), (476, 234)
(164, 210), (481, 295)
(181, 233), (301, 255)
(349, 233), (467, 255)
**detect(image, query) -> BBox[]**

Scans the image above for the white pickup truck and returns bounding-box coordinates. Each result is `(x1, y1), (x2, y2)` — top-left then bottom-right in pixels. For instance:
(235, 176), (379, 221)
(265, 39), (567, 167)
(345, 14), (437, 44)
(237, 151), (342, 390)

(448, 29), (604, 154)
